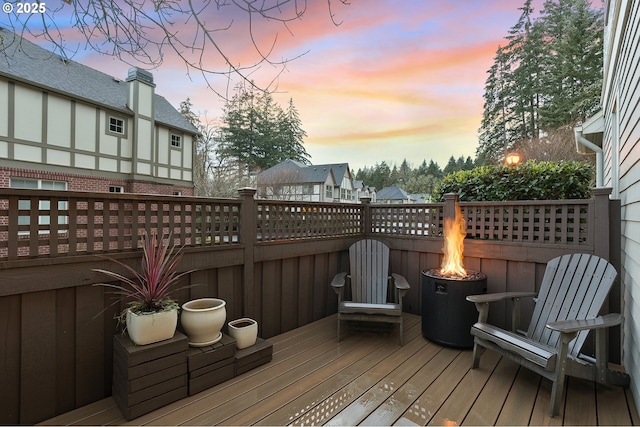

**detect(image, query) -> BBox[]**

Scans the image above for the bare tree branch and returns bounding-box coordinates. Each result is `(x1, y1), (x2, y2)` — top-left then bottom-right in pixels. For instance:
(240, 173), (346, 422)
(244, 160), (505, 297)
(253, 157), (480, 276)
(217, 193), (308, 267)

(1, 0), (346, 98)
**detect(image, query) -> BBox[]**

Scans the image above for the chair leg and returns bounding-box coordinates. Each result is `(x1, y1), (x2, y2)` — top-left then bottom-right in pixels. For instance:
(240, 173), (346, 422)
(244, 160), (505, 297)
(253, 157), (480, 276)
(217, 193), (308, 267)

(472, 342), (482, 368)
(337, 317), (341, 342)
(549, 376), (565, 417)
(399, 320), (404, 346)
(549, 332), (573, 417)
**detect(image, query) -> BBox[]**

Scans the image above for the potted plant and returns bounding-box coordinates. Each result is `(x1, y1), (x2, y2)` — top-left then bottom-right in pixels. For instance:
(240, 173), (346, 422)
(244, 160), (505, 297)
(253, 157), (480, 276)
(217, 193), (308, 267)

(94, 231), (192, 345)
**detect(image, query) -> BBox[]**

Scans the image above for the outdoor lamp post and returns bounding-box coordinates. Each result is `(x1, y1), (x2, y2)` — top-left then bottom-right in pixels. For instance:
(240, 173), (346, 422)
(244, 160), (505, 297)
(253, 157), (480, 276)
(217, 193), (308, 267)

(505, 152), (521, 166)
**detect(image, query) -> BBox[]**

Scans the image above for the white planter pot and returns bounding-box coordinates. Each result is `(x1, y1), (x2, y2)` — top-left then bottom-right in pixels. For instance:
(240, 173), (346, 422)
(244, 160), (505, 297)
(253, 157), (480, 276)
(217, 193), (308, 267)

(227, 318), (258, 349)
(126, 308), (178, 346)
(181, 298), (226, 347)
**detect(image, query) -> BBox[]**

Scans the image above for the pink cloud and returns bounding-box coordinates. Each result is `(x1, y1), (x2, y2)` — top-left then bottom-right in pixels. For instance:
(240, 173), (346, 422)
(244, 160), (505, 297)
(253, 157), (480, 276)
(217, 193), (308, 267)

(17, 0), (554, 170)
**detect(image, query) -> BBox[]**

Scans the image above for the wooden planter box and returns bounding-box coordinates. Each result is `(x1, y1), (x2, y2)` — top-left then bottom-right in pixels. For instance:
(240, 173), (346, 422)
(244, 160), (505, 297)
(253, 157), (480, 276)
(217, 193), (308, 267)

(187, 334), (237, 395)
(112, 331), (273, 420)
(235, 338), (273, 375)
(112, 332), (188, 420)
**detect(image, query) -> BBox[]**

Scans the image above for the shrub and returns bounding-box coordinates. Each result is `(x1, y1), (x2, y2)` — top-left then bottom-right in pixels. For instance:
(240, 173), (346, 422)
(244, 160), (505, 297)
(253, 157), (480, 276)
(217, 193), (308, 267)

(431, 160), (594, 202)
(93, 232), (193, 314)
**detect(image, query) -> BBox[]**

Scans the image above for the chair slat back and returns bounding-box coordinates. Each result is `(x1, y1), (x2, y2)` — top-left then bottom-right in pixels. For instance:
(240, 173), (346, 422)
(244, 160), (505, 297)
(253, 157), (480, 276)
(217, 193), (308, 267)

(349, 239), (390, 304)
(526, 253), (617, 357)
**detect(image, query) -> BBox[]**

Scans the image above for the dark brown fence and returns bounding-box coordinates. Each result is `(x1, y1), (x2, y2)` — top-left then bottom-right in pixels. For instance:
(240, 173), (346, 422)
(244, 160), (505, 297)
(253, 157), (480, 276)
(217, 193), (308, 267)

(0, 189), (242, 259)
(0, 187), (619, 424)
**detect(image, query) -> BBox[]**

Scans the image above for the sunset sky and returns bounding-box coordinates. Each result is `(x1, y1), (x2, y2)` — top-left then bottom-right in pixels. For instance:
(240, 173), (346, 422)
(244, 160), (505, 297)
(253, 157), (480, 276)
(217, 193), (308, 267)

(6, 0), (546, 172)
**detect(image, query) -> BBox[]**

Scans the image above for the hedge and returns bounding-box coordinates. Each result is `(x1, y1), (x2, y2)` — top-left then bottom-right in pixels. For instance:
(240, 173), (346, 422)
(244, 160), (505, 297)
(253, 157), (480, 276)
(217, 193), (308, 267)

(431, 160), (594, 202)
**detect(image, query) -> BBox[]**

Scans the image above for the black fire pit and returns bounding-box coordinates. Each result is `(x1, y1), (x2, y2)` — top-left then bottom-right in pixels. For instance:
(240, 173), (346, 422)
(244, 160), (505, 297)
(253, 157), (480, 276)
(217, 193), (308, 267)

(421, 269), (487, 348)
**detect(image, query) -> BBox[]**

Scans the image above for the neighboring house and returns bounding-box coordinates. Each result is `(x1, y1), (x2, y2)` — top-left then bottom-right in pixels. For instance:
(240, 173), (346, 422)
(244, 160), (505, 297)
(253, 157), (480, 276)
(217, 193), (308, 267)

(374, 186), (412, 204)
(409, 193), (430, 203)
(352, 179), (377, 202)
(575, 0), (640, 410)
(0, 29), (198, 196)
(257, 159), (364, 203)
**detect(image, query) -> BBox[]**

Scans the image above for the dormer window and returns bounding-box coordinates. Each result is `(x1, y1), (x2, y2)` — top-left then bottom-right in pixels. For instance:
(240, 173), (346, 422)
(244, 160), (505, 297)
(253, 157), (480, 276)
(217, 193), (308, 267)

(171, 134), (182, 148)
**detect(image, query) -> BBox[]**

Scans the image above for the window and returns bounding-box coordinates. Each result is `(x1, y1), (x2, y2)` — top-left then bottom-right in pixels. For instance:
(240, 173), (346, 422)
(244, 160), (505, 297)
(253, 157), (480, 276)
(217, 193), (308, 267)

(108, 116), (125, 135)
(109, 186), (124, 193)
(173, 190), (182, 196)
(171, 134), (182, 148)
(325, 185), (333, 198)
(10, 178), (68, 235)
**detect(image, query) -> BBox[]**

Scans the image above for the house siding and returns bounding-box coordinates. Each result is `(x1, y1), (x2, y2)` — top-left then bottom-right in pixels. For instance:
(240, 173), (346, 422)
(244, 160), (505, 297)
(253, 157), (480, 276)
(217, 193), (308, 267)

(0, 76), (194, 194)
(602, 0), (640, 409)
(0, 30), (198, 195)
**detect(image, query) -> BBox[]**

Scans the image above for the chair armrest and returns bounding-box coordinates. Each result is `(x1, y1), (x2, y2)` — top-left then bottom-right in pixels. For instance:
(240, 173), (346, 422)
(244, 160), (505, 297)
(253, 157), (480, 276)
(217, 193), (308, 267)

(391, 273), (410, 306)
(547, 313), (622, 334)
(466, 291), (537, 304)
(468, 291), (537, 331)
(330, 272), (347, 289)
(391, 273), (410, 290)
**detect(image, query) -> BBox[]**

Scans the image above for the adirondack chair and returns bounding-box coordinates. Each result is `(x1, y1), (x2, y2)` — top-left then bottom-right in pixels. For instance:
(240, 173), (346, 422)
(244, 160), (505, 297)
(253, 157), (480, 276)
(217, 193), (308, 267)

(330, 239), (410, 345)
(467, 253), (630, 417)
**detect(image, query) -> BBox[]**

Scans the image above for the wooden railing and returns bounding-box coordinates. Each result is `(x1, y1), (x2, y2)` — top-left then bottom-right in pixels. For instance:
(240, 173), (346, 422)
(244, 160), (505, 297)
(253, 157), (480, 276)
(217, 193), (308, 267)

(256, 200), (363, 242)
(0, 189), (241, 260)
(460, 199), (591, 244)
(0, 188), (612, 260)
(369, 204), (444, 237)
(367, 193), (596, 247)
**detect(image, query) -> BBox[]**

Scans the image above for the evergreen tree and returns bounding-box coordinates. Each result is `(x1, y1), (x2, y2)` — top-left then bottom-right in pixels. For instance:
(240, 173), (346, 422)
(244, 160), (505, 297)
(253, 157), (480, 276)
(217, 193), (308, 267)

(443, 156), (458, 176)
(464, 156), (475, 170)
(370, 161), (392, 191)
(219, 83), (310, 174)
(396, 159), (414, 186)
(417, 160), (429, 176)
(537, 0), (603, 128)
(356, 158), (444, 195)
(476, 0), (602, 164)
(506, 0), (542, 143)
(279, 98), (311, 165)
(425, 160), (442, 178)
(477, 0), (543, 164)
(179, 98), (199, 128)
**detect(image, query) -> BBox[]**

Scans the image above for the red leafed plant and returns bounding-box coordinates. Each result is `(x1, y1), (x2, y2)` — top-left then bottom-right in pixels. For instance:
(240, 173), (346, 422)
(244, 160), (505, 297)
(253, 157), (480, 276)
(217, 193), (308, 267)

(94, 231), (192, 315)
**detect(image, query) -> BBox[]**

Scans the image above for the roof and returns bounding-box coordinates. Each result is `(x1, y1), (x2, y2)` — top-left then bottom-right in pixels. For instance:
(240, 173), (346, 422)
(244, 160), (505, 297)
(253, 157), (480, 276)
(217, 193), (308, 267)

(376, 186), (409, 200)
(409, 193), (430, 202)
(0, 29), (198, 135)
(259, 160), (359, 186)
(319, 163), (350, 183)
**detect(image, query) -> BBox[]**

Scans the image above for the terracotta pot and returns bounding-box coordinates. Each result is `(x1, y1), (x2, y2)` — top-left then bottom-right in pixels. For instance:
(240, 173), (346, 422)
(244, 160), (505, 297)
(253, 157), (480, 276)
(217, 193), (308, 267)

(227, 318), (258, 349)
(126, 308), (178, 346)
(181, 298), (226, 347)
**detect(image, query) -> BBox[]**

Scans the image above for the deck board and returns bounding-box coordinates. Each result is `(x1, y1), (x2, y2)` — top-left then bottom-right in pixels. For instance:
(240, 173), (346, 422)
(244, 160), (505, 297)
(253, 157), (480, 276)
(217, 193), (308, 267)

(39, 314), (639, 426)
(597, 384), (634, 426)
(495, 368), (541, 426)
(257, 319), (427, 426)
(426, 350), (502, 427)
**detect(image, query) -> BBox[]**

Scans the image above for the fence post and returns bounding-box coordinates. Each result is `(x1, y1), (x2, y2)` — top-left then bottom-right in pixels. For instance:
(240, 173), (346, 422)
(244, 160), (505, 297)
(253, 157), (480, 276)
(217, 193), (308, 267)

(361, 197), (371, 237)
(443, 193), (459, 225)
(592, 187), (612, 260)
(238, 188), (257, 319)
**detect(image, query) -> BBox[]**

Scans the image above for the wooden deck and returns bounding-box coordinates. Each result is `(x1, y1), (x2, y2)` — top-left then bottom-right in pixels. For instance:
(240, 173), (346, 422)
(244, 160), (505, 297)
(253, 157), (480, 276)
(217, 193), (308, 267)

(40, 314), (639, 426)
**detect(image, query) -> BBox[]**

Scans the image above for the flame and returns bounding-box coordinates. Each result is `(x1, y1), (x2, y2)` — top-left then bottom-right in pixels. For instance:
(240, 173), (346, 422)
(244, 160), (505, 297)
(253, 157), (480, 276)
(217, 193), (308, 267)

(440, 203), (467, 277)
